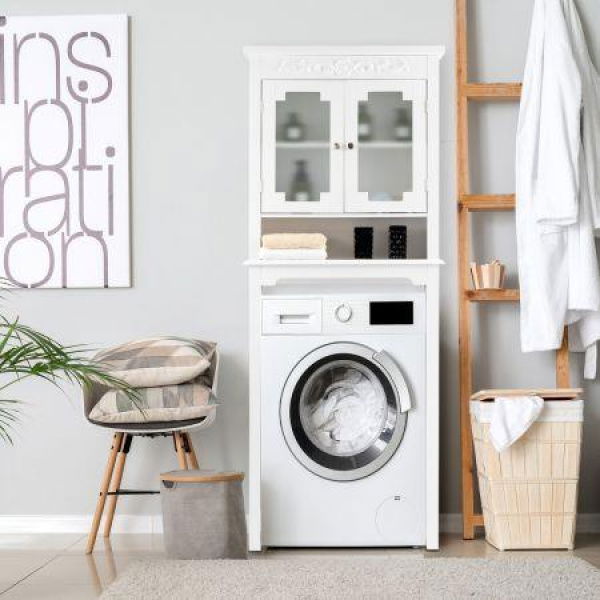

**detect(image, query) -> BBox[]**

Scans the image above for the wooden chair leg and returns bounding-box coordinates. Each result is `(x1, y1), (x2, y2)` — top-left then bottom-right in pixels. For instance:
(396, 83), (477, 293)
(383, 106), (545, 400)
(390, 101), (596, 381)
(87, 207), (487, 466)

(183, 433), (199, 469)
(103, 434), (133, 538)
(86, 432), (123, 554)
(173, 432), (188, 469)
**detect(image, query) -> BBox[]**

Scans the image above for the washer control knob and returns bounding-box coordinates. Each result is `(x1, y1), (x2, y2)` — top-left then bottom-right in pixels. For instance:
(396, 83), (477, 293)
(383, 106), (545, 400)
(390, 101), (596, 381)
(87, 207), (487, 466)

(335, 303), (353, 323)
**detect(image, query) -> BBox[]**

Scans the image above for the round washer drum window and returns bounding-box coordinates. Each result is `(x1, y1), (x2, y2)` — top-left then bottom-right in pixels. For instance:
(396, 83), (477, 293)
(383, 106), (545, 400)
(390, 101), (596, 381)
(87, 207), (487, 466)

(280, 346), (409, 482)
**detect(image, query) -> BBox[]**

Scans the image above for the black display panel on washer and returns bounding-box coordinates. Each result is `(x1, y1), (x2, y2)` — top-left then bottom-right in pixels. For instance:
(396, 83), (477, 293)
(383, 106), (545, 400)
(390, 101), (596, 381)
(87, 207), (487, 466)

(369, 301), (414, 325)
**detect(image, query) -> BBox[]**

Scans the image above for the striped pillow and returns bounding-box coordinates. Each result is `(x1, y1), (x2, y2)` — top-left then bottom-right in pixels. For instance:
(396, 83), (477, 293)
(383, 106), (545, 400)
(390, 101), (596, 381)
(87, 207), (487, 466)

(95, 337), (216, 388)
(89, 380), (218, 424)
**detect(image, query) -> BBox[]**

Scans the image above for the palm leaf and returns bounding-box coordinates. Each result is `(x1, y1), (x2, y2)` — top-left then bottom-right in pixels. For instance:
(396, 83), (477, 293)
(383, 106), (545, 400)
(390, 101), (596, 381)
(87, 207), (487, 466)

(0, 316), (140, 443)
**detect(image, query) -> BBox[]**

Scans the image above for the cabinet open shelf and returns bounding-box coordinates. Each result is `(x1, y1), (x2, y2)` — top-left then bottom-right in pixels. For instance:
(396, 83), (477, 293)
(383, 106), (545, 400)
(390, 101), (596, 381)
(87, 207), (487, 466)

(262, 215), (427, 259)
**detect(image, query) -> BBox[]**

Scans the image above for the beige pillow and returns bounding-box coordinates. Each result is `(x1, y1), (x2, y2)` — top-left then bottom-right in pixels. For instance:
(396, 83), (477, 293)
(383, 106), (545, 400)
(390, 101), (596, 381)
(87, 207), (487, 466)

(89, 381), (218, 424)
(95, 337), (216, 388)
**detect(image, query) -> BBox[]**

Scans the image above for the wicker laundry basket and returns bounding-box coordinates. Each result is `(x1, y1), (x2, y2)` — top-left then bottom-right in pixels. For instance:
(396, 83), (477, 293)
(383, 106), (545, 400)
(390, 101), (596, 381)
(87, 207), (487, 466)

(470, 389), (583, 550)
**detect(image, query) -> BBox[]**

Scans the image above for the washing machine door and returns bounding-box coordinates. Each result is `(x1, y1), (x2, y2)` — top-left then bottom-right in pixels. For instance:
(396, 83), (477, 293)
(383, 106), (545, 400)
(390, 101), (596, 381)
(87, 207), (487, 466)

(280, 342), (411, 482)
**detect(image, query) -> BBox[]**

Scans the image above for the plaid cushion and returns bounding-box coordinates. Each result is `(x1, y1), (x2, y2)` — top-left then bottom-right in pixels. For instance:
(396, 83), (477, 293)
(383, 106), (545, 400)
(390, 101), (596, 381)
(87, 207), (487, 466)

(95, 337), (216, 387)
(89, 379), (218, 424)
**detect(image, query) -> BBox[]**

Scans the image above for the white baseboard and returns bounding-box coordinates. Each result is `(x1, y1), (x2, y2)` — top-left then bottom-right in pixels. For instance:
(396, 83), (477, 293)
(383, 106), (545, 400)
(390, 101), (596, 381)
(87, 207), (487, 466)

(0, 514), (164, 534)
(2, 513), (600, 535)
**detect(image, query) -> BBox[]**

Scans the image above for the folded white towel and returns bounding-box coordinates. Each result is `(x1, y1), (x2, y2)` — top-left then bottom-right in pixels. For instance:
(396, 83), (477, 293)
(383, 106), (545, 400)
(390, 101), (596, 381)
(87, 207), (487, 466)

(259, 247), (327, 260)
(262, 233), (327, 250)
(489, 396), (544, 452)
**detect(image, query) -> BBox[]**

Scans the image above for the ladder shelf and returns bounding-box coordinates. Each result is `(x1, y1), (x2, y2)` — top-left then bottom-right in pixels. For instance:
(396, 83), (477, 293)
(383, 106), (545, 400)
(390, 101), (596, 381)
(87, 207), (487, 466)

(459, 194), (516, 211)
(456, 0), (571, 540)
(465, 289), (520, 303)
(464, 82), (522, 100)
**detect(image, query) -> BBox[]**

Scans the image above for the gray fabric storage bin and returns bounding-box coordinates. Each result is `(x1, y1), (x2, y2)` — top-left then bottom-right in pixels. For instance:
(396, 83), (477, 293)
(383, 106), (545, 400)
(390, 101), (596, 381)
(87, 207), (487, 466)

(160, 469), (247, 559)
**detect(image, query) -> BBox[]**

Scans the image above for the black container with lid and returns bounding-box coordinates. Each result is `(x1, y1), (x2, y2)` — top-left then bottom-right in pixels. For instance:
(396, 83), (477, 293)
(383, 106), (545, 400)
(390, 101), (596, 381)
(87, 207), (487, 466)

(354, 227), (373, 259)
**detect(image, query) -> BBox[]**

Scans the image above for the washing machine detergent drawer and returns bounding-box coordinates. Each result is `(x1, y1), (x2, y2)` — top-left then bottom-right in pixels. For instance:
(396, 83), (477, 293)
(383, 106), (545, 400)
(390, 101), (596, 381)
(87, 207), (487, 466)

(260, 333), (426, 547)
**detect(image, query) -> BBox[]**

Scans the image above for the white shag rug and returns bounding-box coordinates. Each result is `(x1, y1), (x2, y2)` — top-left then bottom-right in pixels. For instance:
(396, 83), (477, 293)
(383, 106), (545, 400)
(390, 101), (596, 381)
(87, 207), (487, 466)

(101, 556), (600, 599)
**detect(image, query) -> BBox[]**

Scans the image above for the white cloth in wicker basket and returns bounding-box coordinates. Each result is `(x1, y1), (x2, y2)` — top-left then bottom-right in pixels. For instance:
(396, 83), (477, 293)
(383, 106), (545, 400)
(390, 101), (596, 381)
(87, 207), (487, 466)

(489, 396), (544, 452)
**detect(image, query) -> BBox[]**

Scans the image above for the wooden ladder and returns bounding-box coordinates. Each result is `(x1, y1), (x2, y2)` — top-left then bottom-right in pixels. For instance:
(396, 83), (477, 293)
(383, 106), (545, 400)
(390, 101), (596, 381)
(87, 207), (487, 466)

(456, 0), (571, 539)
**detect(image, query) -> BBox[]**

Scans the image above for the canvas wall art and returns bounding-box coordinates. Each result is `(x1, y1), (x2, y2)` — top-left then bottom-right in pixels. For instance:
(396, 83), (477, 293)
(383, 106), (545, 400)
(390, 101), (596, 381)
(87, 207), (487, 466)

(0, 14), (129, 288)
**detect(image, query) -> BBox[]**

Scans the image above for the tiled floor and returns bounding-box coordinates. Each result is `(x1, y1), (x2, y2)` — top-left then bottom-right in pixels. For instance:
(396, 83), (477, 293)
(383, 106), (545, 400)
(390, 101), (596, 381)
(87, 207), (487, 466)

(1, 533), (599, 598)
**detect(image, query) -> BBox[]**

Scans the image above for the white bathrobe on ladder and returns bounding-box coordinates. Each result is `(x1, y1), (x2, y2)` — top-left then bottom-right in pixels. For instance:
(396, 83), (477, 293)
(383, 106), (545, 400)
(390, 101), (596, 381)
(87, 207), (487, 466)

(517, 0), (600, 377)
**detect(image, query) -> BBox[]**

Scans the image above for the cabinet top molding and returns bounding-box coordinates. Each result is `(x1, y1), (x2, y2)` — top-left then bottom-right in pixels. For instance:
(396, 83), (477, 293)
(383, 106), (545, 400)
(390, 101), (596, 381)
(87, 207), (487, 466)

(245, 47), (444, 80)
(276, 57), (411, 78)
(243, 46), (446, 59)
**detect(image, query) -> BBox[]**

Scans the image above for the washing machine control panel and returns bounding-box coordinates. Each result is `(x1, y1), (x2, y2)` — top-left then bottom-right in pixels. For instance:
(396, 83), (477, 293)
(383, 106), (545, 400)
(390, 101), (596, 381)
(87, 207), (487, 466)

(323, 294), (424, 334)
(262, 292), (425, 335)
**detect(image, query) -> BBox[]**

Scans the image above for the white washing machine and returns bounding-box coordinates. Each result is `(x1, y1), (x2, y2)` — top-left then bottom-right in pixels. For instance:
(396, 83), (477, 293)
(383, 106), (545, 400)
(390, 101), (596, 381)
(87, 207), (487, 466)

(260, 286), (426, 547)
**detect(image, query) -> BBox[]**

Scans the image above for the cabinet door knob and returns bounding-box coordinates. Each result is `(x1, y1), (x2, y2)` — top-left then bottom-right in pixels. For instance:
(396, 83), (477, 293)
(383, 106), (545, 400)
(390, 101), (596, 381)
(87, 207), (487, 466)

(333, 142), (341, 149)
(347, 142), (354, 149)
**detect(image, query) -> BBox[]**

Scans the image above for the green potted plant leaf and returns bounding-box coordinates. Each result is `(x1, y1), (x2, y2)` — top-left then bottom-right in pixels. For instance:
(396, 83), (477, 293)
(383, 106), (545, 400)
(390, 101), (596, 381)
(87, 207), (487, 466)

(0, 313), (138, 443)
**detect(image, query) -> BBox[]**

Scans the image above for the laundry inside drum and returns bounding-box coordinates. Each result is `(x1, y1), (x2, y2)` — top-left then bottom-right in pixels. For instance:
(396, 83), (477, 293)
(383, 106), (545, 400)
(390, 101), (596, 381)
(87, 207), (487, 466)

(299, 359), (388, 457)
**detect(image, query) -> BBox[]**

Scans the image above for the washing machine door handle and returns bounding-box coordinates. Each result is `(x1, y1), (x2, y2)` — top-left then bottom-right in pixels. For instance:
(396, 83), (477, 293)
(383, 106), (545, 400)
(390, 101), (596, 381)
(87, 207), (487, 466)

(372, 350), (412, 413)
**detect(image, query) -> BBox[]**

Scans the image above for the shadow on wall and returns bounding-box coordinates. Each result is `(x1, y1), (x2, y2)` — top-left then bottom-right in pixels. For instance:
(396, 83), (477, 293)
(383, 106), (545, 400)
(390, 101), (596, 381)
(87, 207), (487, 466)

(439, 326), (459, 515)
(195, 350), (249, 473)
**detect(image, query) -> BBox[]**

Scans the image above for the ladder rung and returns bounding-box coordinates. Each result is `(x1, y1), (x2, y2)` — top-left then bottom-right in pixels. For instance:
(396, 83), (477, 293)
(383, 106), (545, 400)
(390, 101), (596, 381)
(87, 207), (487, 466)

(465, 289), (520, 302)
(460, 194), (515, 211)
(463, 82), (522, 100)
(473, 514), (484, 527)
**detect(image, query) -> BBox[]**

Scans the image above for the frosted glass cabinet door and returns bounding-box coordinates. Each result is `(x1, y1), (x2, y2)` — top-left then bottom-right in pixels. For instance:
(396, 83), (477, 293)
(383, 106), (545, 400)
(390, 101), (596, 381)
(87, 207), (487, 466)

(261, 81), (344, 213)
(344, 81), (427, 213)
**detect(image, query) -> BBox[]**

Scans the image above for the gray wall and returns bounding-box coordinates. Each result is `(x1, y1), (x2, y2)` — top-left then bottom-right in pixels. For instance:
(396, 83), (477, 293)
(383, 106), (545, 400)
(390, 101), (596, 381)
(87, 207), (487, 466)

(1, 0), (600, 520)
